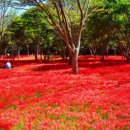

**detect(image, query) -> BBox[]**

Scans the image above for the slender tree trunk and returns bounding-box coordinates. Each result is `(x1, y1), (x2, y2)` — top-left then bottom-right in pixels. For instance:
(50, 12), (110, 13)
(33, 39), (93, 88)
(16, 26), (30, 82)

(35, 54), (38, 60)
(100, 47), (105, 61)
(34, 45), (38, 60)
(1, 53), (4, 60)
(18, 47), (21, 60)
(40, 52), (43, 60)
(100, 55), (104, 61)
(89, 48), (93, 56)
(4, 48), (7, 55)
(92, 48), (96, 56)
(60, 50), (65, 61)
(106, 46), (109, 57)
(26, 45), (29, 55)
(114, 49), (116, 56)
(126, 47), (130, 62)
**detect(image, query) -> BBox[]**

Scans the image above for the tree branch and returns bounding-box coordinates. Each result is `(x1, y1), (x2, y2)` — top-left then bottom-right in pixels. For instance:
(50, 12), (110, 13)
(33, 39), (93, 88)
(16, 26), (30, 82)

(58, 2), (74, 51)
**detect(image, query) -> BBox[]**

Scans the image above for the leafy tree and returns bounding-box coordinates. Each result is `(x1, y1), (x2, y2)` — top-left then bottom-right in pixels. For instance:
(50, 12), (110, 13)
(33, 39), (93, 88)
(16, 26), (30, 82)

(19, 0), (91, 74)
(9, 17), (25, 58)
(0, 0), (16, 55)
(51, 32), (69, 60)
(82, 0), (130, 62)
(9, 7), (61, 61)
(21, 7), (55, 60)
(83, 2), (115, 59)
(114, 0), (130, 62)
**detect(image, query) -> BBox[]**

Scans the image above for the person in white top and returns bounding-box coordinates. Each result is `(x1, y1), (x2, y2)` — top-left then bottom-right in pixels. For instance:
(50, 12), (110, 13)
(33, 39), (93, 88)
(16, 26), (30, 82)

(5, 61), (11, 69)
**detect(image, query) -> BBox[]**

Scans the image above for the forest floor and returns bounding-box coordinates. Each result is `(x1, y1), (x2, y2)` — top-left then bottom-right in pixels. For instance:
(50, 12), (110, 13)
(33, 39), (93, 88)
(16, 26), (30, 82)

(0, 55), (130, 130)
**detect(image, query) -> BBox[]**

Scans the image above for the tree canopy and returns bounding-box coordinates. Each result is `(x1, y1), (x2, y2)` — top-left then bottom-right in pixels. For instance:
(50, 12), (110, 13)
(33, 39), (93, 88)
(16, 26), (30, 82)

(0, 0), (130, 67)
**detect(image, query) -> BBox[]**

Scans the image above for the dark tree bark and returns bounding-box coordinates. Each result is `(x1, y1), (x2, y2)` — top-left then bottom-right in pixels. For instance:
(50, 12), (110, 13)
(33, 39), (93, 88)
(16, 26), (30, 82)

(71, 48), (79, 74)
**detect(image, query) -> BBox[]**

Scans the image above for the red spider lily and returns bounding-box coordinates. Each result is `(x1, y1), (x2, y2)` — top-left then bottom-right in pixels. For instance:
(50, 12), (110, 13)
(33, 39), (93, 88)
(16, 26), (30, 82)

(0, 55), (130, 129)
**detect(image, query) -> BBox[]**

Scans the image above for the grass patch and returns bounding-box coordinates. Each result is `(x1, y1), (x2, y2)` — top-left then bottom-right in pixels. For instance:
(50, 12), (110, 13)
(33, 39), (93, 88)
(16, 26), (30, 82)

(84, 103), (91, 108)
(96, 105), (102, 114)
(101, 112), (108, 120)
(35, 91), (42, 98)
(51, 104), (58, 108)
(88, 128), (93, 130)
(18, 95), (26, 101)
(5, 104), (17, 110)
(16, 123), (24, 129)
(62, 114), (77, 122)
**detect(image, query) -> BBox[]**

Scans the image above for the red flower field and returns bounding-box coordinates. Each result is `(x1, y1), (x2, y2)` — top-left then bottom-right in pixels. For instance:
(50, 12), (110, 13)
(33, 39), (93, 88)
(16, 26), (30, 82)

(0, 55), (130, 130)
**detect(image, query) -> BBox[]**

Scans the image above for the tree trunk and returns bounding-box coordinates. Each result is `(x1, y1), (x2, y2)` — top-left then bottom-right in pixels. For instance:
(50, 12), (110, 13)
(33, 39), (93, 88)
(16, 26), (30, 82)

(26, 45), (29, 55)
(71, 48), (79, 74)
(93, 48), (97, 56)
(60, 50), (65, 61)
(34, 45), (38, 60)
(126, 57), (130, 62)
(100, 55), (104, 61)
(114, 49), (116, 56)
(106, 46), (109, 57)
(100, 47), (105, 61)
(68, 54), (72, 65)
(35, 54), (38, 60)
(40, 52), (43, 60)
(126, 48), (130, 62)
(18, 47), (21, 60)
(89, 48), (93, 56)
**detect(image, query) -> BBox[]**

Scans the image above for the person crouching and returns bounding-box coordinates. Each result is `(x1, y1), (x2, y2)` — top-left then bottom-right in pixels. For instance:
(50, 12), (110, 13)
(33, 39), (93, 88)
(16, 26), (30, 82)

(5, 61), (11, 69)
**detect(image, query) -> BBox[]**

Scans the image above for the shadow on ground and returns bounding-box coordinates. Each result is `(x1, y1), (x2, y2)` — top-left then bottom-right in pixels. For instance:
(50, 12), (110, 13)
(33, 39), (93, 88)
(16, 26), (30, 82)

(32, 59), (128, 72)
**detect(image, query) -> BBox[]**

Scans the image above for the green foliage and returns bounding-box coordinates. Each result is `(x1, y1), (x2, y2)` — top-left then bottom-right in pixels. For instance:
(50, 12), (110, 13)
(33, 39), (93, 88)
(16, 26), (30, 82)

(7, 7), (60, 56)
(82, 2), (115, 56)
(1, 0), (130, 59)
(16, 123), (24, 129)
(81, 0), (130, 58)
